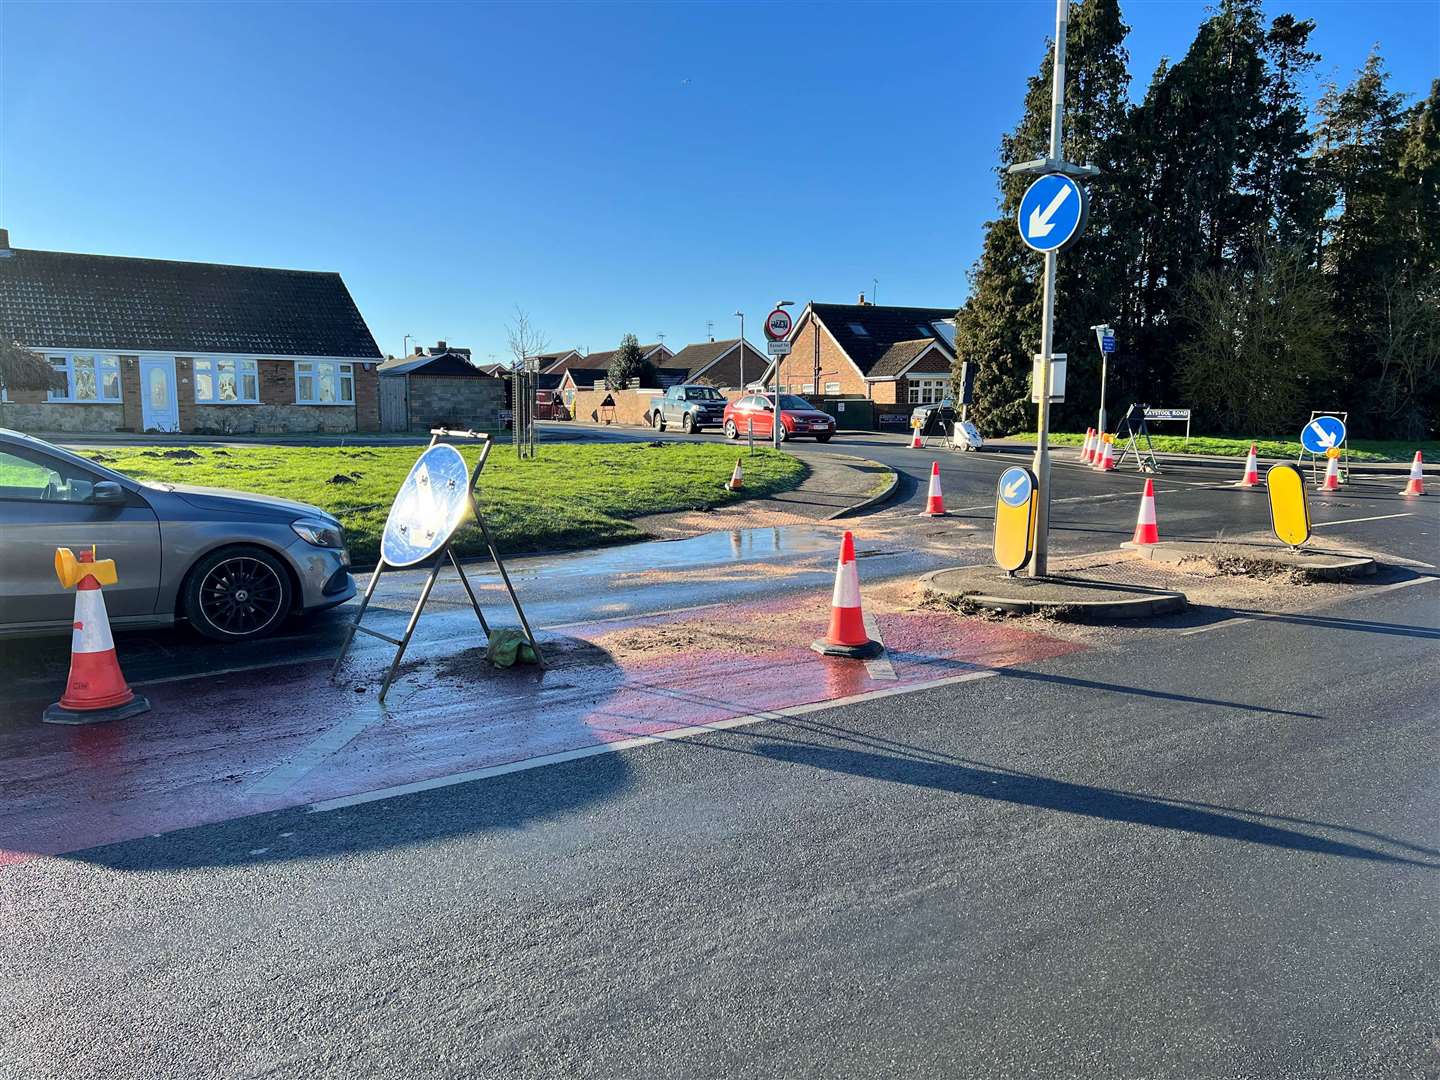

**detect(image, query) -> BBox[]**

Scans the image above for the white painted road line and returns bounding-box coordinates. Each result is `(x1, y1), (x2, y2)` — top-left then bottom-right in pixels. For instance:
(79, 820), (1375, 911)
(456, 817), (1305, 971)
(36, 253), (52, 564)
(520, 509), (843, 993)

(1178, 575), (1439, 636)
(247, 710), (385, 797)
(1312, 512), (1414, 528)
(307, 669), (999, 814)
(861, 611), (898, 682)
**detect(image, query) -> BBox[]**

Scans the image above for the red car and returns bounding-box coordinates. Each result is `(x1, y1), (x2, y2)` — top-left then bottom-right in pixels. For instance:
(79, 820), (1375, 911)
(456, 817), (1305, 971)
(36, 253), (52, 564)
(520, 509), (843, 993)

(723, 393), (835, 443)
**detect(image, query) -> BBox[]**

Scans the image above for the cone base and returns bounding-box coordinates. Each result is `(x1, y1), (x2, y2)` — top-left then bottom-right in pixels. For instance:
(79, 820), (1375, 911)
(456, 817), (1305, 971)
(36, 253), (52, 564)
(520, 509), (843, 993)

(1400, 486), (1425, 496)
(43, 693), (151, 726)
(811, 638), (883, 660)
(1236, 477), (1261, 487)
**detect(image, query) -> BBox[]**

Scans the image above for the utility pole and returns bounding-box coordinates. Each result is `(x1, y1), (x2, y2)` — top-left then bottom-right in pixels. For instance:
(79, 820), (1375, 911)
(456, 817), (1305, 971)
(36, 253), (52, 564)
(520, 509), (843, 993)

(734, 310), (745, 389)
(1091, 323), (1113, 437)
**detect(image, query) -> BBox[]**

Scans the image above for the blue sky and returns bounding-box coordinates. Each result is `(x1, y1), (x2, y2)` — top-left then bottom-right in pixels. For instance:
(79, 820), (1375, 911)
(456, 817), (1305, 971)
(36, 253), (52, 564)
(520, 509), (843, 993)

(2, 1), (1435, 362)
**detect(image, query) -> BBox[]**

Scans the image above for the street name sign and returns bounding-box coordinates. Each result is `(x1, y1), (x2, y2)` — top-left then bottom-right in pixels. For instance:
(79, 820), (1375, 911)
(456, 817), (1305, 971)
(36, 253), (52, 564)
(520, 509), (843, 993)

(1017, 174), (1087, 253)
(1144, 408), (1191, 421)
(1300, 415), (1346, 454)
(993, 465), (1038, 572)
(764, 308), (793, 341)
(1266, 463), (1312, 548)
(766, 340), (792, 357)
(1101, 333), (1116, 353)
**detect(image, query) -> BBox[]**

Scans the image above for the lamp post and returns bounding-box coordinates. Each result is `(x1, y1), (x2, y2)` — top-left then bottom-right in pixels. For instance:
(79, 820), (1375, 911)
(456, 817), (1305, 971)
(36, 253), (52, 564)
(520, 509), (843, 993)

(771, 300), (794, 451)
(402, 334), (416, 359)
(734, 310), (744, 391)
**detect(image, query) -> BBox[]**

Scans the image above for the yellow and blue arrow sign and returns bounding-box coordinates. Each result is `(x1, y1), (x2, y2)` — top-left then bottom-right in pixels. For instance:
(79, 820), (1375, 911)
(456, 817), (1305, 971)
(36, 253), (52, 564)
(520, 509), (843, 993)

(1300, 415), (1346, 454)
(994, 466), (1038, 572)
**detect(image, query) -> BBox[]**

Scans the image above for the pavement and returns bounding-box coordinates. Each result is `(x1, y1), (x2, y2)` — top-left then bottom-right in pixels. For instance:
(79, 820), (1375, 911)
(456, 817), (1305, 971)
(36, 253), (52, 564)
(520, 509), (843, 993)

(3, 424), (1438, 1078)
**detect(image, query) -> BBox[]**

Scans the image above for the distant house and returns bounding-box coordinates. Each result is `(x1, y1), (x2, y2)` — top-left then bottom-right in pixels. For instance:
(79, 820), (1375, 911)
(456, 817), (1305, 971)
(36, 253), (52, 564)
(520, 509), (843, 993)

(666, 338), (770, 389)
(573, 342), (674, 372)
(377, 342), (503, 433)
(0, 229), (383, 435)
(533, 349), (585, 375)
(762, 297), (956, 425)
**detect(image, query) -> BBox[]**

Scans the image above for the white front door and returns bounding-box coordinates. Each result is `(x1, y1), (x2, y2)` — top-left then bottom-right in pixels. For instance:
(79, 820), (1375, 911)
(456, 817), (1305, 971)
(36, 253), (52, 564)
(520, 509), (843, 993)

(139, 357), (180, 432)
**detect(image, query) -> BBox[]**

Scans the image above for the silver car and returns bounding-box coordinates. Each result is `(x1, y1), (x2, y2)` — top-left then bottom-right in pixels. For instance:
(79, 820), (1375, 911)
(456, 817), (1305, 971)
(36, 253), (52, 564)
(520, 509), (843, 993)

(0, 429), (355, 640)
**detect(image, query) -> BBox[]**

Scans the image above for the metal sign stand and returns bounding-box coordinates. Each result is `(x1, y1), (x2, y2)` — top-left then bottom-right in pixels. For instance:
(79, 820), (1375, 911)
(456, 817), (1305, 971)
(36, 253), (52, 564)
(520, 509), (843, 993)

(332, 429), (545, 701)
(1300, 410), (1349, 485)
(1113, 403), (1161, 474)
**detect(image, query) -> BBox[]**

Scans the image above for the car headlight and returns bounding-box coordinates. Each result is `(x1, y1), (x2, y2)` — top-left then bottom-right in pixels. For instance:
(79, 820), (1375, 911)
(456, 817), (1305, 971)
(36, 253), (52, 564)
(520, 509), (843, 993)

(291, 517), (344, 548)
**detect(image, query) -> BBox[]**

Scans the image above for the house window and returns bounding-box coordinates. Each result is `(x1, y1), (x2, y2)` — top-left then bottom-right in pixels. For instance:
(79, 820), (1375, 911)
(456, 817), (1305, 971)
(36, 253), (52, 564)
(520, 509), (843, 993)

(803, 383), (816, 394)
(193, 357), (260, 404)
(908, 377), (948, 405)
(295, 361), (355, 405)
(824, 381), (841, 395)
(48, 354), (121, 403)
(847, 323), (870, 336)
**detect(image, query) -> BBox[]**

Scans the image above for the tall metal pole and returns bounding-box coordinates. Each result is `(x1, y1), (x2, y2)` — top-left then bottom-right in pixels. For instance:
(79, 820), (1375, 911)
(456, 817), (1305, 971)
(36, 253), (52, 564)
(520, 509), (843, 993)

(1092, 324), (1110, 437)
(1029, 0), (1067, 579)
(736, 312), (745, 390)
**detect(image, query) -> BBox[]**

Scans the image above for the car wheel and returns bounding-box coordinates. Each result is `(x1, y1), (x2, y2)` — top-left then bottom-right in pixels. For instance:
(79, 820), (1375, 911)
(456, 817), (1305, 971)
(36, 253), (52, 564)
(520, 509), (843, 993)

(652, 412), (665, 431)
(682, 413), (695, 434)
(184, 546), (293, 641)
(724, 420), (738, 439)
(815, 433), (832, 443)
(776, 424), (789, 442)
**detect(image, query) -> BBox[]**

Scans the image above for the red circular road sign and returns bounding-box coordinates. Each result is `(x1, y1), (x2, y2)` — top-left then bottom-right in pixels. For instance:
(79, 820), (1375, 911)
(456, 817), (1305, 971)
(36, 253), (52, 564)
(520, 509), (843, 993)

(764, 308), (793, 341)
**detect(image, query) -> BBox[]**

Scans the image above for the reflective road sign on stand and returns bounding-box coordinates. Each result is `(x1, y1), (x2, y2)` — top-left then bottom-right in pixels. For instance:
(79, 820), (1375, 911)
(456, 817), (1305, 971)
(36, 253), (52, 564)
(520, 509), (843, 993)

(993, 466), (1038, 573)
(1300, 415), (1347, 454)
(1266, 463), (1312, 548)
(1017, 174), (1088, 254)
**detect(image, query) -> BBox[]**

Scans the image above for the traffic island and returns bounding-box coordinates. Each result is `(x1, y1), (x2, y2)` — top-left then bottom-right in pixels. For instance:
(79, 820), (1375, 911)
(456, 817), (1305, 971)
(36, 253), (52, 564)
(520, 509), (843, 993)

(919, 565), (1187, 621)
(1121, 539), (1377, 581)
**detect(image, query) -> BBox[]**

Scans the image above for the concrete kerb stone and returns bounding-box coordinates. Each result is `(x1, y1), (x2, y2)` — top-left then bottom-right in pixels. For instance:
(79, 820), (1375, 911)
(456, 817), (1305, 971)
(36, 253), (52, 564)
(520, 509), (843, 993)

(1120, 539), (1378, 581)
(919, 566), (1187, 621)
(824, 453), (901, 520)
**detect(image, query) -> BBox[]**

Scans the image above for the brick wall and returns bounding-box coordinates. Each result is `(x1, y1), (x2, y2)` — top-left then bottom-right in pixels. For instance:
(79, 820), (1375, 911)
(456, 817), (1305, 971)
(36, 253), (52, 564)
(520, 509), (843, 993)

(406, 374), (504, 432)
(355, 364), (379, 431)
(771, 318), (869, 398)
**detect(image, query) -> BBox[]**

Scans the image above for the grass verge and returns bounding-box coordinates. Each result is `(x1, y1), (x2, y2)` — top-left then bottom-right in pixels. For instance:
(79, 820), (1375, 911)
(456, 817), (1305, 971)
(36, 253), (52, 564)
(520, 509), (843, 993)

(80, 443), (807, 567)
(999, 432), (1436, 463)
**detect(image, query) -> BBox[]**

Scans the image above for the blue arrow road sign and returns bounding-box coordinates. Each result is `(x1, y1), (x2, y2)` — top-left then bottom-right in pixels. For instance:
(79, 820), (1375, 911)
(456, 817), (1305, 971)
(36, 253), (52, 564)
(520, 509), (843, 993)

(1017, 174), (1087, 253)
(998, 466), (1033, 508)
(1300, 415), (1346, 454)
(1101, 334), (1116, 353)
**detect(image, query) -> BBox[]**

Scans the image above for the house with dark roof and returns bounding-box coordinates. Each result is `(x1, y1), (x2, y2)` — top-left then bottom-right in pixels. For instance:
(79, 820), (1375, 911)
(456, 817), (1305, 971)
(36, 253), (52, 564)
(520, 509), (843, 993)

(761, 297), (956, 426)
(570, 342), (674, 373)
(0, 230), (383, 436)
(666, 338), (770, 389)
(376, 342), (503, 433)
(532, 349), (585, 375)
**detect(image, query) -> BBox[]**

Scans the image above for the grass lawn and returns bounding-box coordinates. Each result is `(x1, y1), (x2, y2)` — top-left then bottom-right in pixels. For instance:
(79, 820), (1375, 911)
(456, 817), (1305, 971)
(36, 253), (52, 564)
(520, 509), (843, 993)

(999, 432), (1437, 463)
(79, 443), (807, 566)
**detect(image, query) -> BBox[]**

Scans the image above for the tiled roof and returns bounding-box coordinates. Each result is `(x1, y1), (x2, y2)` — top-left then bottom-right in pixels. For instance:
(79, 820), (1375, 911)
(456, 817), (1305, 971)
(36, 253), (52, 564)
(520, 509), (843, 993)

(0, 246), (381, 358)
(378, 351), (488, 377)
(563, 367), (609, 389)
(867, 338), (942, 378)
(666, 338), (769, 381)
(809, 303), (955, 377)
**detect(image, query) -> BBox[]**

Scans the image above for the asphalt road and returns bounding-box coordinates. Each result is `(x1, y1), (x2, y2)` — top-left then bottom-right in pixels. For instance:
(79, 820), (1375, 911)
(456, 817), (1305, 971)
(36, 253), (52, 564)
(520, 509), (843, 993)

(4, 566), (1436, 1079)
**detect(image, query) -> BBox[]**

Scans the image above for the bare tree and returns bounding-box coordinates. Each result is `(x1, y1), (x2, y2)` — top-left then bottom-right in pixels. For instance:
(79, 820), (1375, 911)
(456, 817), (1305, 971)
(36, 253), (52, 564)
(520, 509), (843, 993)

(505, 307), (549, 458)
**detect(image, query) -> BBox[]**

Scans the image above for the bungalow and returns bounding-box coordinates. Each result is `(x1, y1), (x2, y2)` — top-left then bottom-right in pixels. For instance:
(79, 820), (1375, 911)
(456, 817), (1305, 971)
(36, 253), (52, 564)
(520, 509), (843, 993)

(0, 229), (382, 435)
(666, 338), (770, 389)
(761, 297), (956, 428)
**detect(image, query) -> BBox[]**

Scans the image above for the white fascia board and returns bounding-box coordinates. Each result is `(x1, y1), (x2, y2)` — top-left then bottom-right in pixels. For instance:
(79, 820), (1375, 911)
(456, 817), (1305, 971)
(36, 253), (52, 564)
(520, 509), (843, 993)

(23, 345), (382, 366)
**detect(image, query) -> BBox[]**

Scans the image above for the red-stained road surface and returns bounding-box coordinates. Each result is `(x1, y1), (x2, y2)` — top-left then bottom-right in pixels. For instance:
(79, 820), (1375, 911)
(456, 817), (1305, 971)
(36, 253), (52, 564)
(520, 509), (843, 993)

(0, 588), (1082, 867)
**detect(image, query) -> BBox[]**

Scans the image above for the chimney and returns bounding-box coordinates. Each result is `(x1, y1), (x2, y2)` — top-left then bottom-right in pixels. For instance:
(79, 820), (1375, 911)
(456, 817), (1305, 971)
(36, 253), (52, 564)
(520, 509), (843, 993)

(0, 228), (10, 257)
(857, 292), (867, 305)
(436, 340), (447, 352)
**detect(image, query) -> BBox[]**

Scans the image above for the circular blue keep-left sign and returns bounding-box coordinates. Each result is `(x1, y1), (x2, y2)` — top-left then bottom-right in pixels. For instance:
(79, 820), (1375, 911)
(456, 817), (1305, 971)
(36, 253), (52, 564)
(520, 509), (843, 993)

(998, 466), (1033, 508)
(1017, 174), (1087, 253)
(1299, 415), (1346, 454)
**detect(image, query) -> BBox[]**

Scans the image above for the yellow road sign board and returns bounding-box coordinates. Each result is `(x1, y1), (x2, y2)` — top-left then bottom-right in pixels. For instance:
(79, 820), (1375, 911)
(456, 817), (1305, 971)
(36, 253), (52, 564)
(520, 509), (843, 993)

(993, 466), (1038, 572)
(1266, 463), (1311, 547)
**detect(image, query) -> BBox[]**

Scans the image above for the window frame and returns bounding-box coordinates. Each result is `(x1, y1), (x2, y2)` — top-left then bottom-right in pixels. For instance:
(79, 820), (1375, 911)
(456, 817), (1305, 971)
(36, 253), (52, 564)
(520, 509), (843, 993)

(46, 352), (122, 404)
(192, 356), (261, 405)
(294, 360), (356, 405)
(824, 381), (842, 395)
(908, 377), (948, 405)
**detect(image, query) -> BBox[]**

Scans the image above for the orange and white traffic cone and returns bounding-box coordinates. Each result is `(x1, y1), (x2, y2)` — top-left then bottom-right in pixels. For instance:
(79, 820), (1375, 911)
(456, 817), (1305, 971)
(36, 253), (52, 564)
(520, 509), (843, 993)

(43, 548), (150, 725)
(1098, 437), (1116, 472)
(1131, 478), (1160, 545)
(811, 530), (882, 659)
(1080, 428), (1095, 463)
(909, 426), (923, 449)
(1400, 451), (1426, 496)
(1237, 443), (1261, 487)
(922, 460), (946, 515)
(727, 457), (744, 491)
(1318, 454), (1341, 492)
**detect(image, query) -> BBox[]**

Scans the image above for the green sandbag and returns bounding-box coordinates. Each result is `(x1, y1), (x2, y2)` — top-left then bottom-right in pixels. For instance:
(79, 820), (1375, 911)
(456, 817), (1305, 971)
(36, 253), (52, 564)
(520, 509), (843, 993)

(487, 628), (538, 668)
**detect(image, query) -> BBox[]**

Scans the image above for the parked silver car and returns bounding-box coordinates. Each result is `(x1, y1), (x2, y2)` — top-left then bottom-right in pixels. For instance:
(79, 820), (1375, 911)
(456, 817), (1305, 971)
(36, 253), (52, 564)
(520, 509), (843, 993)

(0, 429), (355, 640)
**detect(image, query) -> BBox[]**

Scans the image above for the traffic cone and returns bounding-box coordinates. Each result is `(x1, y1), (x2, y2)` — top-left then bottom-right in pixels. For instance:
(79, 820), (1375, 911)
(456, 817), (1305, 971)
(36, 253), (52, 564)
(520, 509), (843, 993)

(1080, 428), (1095, 463)
(922, 460), (946, 515)
(1237, 443), (1261, 487)
(44, 548), (150, 725)
(1131, 478), (1160, 544)
(1098, 437), (1116, 472)
(727, 457), (744, 491)
(1400, 451), (1426, 496)
(811, 531), (882, 659)
(1319, 454), (1340, 492)
(909, 426), (923, 449)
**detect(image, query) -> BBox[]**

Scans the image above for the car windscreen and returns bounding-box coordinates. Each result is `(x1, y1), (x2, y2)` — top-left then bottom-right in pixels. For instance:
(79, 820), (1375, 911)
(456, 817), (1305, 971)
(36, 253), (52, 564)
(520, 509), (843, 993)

(777, 395), (813, 410)
(686, 388), (724, 400)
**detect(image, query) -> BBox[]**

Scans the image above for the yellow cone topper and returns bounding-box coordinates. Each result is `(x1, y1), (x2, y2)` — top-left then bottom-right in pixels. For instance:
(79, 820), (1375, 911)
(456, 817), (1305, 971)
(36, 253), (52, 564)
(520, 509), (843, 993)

(55, 546), (118, 589)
